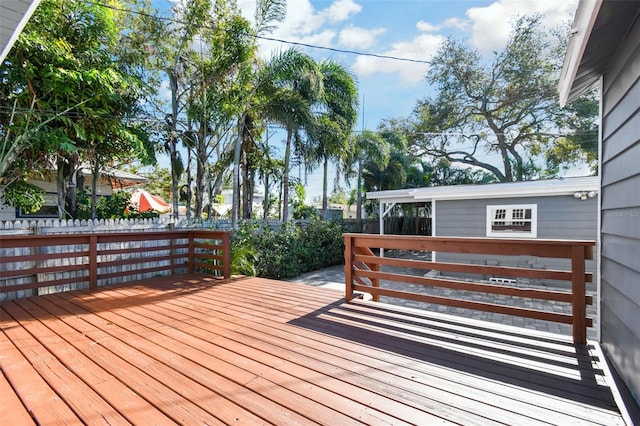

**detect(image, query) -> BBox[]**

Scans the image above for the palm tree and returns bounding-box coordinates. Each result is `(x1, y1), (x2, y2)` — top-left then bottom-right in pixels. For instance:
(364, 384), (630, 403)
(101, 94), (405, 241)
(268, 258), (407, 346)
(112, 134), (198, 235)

(251, 49), (323, 222)
(230, 0), (288, 228)
(362, 130), (412, 192)
(256, 143), (283, 220)
(349, 130), (390, 220)
(310, 60), (359, 220)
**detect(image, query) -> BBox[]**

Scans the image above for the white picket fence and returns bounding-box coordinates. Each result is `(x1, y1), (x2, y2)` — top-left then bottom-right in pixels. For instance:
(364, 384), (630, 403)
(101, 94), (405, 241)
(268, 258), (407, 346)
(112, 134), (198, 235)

(0, 217), (175, 235)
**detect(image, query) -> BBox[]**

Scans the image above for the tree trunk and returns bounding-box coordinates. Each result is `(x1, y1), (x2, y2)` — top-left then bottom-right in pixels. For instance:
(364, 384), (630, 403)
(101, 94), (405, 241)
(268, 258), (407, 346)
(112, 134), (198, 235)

(356, 160), (363, 221)
(206, 168), (214, 218)
(282, 129), (293, 221)
(278, 177), (283, 220)
(56, 159), (66, 219)
(241, 150), (250, 219)
(169, 69), (180, 220)
(91, 158), (99, 219)
(185, 152), (192, 220)
(195, 122), (206, 218)
(322, 157), (329, 220)
(263, 174), (270, 220)
(231, 115), (244, 229)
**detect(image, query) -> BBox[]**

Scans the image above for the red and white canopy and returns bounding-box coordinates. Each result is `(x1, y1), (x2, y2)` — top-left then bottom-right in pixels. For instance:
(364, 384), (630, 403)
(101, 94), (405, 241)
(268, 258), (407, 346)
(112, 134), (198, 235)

(130, 189), (171, 213)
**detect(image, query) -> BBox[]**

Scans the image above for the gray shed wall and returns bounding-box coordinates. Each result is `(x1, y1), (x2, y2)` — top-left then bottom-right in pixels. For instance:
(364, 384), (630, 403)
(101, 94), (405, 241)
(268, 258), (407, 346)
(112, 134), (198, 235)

(434, 196), (597, 289)
(599, 16), (640, 404)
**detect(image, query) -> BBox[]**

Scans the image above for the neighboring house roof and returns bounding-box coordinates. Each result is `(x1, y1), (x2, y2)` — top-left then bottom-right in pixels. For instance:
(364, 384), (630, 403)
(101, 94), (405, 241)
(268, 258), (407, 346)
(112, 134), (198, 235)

(0, 0), (42, 63)
(366, 176), (599, 204)
(558, 0), (640, 106)
(81, 166), (148, 189)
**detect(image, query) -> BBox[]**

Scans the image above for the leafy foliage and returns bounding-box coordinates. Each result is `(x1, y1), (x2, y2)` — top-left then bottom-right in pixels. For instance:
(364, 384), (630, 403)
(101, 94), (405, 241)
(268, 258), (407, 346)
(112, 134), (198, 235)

(402, 15), (598, 182)
(290, 182), (320, 220)
(1, 0), (154, 218)
(0, 180), (46, 213)
(230, 219), (344, 279)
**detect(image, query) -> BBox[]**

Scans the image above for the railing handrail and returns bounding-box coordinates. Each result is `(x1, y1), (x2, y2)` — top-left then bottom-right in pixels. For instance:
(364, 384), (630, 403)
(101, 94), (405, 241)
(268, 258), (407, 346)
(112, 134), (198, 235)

(0, 230), (231, 298)
(343, 234), (595, 344)
(343, 233), (594, 259)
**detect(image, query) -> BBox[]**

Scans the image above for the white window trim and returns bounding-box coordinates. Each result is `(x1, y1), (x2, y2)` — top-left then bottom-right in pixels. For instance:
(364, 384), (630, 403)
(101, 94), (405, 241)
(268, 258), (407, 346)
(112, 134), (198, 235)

(486, 204), (537, 238)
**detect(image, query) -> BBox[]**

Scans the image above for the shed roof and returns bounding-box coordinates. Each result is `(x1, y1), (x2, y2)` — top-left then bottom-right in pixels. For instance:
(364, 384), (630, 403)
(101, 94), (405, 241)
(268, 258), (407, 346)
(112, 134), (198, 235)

(366, 176), (599, 203)
(558, 0), (640, 106)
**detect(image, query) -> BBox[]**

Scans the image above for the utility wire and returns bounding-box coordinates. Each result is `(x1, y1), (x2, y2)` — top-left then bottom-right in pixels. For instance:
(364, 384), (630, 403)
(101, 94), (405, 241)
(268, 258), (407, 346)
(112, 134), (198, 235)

(88, 1), (432, 65)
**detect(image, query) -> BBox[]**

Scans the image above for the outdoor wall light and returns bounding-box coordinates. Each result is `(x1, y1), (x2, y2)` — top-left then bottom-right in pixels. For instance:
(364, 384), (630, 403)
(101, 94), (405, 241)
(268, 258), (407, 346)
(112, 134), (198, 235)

(573, 191), (597, 201)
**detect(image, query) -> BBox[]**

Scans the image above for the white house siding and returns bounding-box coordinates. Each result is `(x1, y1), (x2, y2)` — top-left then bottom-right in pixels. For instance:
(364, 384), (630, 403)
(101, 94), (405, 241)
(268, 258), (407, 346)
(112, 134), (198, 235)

(434, 195), (597, 290)
(599, 17), (640, 403)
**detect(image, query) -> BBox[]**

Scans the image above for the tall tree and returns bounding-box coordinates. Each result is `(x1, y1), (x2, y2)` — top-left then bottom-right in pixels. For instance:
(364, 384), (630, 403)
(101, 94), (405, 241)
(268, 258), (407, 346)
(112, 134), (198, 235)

(139, 0), (213, 219)
(348, 130), (389, 220)
(231, 48), (322, 226)
(362, 130), (413, 192)
(405, 15), (598, 182)
(310, 60), (359, 220)
(229, 0), (288, 228)
(183, 0), (254, 219)
(0, 0), (153, 218)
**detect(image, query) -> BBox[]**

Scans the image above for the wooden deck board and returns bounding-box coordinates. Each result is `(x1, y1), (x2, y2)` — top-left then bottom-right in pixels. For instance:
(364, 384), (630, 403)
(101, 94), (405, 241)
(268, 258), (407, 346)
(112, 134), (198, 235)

(158, 281), (613, 424)
(0, 274), (625, 425)
(163, 278), (621, 425)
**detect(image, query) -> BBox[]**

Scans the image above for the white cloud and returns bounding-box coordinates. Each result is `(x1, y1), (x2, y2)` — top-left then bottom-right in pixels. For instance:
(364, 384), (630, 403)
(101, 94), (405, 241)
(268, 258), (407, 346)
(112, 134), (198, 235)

(321, 0), (362, 23)
(416, 20), (440, 32)
(271, 0), (360, 37)
(352, 33), (443, 84)
(416, 17), (468, 34)
(442, 17), (469, 31)
(466, 0), (579, 52)
(339, 25), (386, 49)
(237, 0), (363, 59)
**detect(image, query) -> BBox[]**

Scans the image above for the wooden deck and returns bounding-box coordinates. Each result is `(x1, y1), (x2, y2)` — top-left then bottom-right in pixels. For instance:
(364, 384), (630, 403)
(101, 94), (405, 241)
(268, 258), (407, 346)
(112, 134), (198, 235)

(0, 275), (626, 425)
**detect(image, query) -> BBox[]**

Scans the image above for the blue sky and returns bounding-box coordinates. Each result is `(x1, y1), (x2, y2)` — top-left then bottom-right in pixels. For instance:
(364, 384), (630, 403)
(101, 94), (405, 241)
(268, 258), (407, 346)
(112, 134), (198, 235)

(238, 0), (578, 128)
(158, 0), (581, 201)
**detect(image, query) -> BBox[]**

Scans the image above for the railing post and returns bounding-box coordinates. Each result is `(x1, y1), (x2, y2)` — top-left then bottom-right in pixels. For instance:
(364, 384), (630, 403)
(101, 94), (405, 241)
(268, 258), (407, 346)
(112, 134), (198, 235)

(344, 234), (353, 300)
(168, 223), (176, 273)
(223, 231), (231, 279)
(188, 232), (195, 274)
(89, 235), (97, 289)
(371, 256), (380, 302)
(571, 244), (587, 345)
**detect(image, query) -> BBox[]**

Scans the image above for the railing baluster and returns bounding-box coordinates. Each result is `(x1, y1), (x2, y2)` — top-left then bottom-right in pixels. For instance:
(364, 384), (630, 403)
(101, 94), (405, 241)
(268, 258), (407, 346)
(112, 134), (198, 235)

(188, 233), (195, 274)
(223, 232), (231, 279)
(571, 245), (587, 345)
(344, 235), (353, 300)
(89, 235), (97, 289)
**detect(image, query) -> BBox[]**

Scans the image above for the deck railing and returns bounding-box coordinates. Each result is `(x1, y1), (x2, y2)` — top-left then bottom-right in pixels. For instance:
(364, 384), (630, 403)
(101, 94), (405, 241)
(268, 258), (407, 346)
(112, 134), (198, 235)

(0, 230), (230, 299)
(343, 234), (595, 344)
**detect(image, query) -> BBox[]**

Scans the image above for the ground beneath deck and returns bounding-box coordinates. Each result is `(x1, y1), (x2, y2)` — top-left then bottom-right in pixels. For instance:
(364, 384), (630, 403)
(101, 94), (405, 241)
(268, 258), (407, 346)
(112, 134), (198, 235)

(1, 274), (625, 425)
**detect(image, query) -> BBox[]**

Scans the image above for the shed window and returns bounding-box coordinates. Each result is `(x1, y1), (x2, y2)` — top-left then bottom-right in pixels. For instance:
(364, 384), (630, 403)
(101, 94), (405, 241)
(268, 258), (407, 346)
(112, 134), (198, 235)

(486, 204), (537, 238)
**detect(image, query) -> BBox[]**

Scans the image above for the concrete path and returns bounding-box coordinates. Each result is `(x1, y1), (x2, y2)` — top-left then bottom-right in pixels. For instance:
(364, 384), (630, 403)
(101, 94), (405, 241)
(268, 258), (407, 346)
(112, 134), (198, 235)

(288, 252), (597, 339)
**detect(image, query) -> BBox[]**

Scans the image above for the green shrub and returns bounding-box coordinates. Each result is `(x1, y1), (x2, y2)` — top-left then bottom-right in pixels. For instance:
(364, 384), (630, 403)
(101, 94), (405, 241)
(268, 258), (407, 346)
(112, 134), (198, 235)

(76, 190), (159, 220)
(0, 180), (46, 213)
(230, 219), (345, 279)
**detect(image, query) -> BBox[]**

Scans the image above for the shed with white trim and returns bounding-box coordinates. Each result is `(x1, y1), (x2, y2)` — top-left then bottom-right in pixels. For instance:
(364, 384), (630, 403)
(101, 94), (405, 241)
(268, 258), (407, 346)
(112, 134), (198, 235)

(366, 176), (598, 283)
